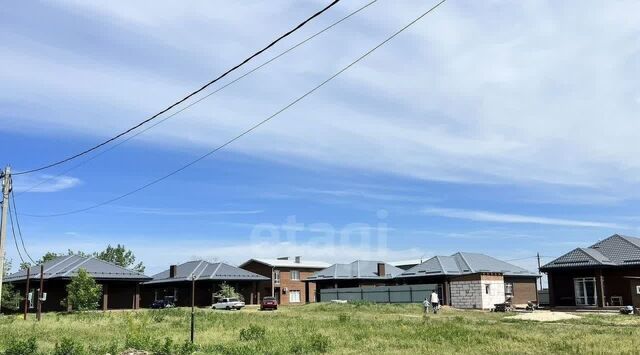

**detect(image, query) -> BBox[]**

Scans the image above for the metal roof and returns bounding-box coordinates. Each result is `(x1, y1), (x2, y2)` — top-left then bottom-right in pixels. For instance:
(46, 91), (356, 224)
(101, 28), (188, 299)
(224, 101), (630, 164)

(541, 234), (640, 270)
(239, 258), (330, 269)
(306, 260), (405, 280)
(400, 252), (539, 278)
(145, 260), (269, 285)
(4, 255), (151, 282)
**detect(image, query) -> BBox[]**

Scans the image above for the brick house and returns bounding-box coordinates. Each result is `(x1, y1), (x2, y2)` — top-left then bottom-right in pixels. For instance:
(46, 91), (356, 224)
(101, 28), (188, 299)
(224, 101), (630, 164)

(3, 254), (151, 312)
(141, 260), (268, 307)
(540, 234), (640, 309)
(239, 257), (330, 305)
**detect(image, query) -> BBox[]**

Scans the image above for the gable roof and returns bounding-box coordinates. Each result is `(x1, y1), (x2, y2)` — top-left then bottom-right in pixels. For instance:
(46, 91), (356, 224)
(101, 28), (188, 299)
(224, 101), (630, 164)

(4, 255), (150, 282)
(145, 260), (269, 285)
(400, 252), (538, 278)
(306, 261), (405, 281)
(240, 258), (330, 269)
(541, 234), (640, 270)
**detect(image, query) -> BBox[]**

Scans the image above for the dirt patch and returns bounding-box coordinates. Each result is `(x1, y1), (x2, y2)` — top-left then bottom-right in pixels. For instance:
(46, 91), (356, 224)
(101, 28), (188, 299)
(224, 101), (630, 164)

(509, 311), (580, 322)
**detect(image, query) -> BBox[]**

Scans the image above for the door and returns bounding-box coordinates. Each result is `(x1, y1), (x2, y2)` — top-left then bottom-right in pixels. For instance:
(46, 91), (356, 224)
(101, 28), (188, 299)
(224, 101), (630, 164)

(574, 277), (597, 306)
(289, 290), (301, 303)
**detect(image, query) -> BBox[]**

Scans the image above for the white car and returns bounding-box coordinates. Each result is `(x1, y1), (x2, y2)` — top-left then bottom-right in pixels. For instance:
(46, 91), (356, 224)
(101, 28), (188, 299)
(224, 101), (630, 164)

(212, 297), (245, 310)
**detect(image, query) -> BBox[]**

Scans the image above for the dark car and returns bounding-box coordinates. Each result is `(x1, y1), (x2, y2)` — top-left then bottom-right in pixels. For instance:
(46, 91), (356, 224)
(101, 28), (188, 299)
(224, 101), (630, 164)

(260, 296), (278, 311)
(150, 299), (175, 309)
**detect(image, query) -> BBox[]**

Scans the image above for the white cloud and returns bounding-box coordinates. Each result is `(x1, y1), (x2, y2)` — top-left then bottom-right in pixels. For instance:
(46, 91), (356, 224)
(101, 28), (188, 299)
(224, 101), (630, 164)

(12, 174), (81, 193)
(112, 206), (264, 216)
(2, 1), (640, 195)
(422, 207), (627, 229)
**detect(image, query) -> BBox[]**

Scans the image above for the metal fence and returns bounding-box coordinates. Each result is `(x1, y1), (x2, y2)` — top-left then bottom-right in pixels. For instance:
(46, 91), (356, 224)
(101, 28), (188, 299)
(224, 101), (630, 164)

(319, 284), (438, 303)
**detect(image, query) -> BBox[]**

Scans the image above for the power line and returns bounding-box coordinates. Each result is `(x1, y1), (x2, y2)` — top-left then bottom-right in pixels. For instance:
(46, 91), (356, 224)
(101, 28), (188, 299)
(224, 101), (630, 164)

(9, 187), (36, 263)
(15, 0), (378, 196)
(22, 0), (449, 218)
(7, 199), (26, 264)
(13, 0), (342, 176)
(505, 255), (556, 262)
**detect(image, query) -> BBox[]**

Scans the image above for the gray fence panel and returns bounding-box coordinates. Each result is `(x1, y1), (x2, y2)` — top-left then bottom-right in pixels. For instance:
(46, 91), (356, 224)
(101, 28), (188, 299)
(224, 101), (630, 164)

(319, 284), (438, 303)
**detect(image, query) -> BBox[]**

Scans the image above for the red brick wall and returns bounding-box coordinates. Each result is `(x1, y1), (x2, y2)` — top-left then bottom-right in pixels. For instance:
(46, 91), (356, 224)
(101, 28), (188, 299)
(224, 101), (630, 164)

(504, 277), (537, 305)
(240, 261), (323, 304)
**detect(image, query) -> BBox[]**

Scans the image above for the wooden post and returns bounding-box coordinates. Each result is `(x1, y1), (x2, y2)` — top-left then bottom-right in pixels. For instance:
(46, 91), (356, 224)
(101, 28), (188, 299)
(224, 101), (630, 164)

(190, 276), (195, 343)
(23, 267), (30, 320)
(133, 284), (140, 309)
(103, 283), (109, 311)
(36, 264), (44, 321)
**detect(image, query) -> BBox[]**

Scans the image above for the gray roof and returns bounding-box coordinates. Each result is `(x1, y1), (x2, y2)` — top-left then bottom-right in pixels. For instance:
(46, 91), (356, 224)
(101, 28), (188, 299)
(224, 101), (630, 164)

(4, 255), (151, 282)
(306, 261), (405, 281)
(240, 258), (330, 269)
(145, 260), (269, 285)
(400, 252), (539, 278)
(541, 234), (640, 270)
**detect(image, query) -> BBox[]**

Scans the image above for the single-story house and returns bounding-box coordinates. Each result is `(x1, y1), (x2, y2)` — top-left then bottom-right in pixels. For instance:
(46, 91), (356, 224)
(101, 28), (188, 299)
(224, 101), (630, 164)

(305, 260), (405, 300)
(540, 234), (640, 309)
(397, 252), (539, 309)
(3, 254), (151, 312)
(141, 260), (268, 307)
(239, 257), (330, 305)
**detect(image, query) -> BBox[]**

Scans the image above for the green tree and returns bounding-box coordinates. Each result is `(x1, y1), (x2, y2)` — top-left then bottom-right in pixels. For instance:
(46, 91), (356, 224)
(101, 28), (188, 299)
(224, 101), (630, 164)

(65, 268), (102, 311)
(96, 244), (145, 273)
(1, 258), (22, 311)
(39, 251), (60, 264)
(214, 282), (243, 301)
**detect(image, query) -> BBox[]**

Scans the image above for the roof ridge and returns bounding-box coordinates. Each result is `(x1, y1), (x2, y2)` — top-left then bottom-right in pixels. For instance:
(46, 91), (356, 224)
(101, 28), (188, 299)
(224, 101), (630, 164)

(61, 256), (94, 277)
(456, 252), (474, 273)
(615, 235), (640, 253)
(92, 255), (148, 276)
(434, 256), (445, 274)
(576, 247), (607, 264)
(209, 262), (223, 279)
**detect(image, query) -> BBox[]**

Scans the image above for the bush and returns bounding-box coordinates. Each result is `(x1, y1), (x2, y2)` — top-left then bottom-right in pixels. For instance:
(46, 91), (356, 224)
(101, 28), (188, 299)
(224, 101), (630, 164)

(53, 337), (84, 355)
(290, 333), (330, 354)
(337, 313), (350, 323)
(3, 337), (38, 355)
(65, 268), (102, 311)
(239, 325), (266, 341)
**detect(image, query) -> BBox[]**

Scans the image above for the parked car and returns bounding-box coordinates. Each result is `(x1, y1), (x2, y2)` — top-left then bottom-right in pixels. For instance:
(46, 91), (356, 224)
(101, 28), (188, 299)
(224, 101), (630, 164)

(150, 299), (175, 309)
(260, 296), (278, 311)
(212, 297), (245, 310)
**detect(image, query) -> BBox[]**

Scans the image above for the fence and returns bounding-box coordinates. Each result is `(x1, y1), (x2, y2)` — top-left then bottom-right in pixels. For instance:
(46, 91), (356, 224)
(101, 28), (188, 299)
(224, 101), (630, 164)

(319, 284), (438, 303)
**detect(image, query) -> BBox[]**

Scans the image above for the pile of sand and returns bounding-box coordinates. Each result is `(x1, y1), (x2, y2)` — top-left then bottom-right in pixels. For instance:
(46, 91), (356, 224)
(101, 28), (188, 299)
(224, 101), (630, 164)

(509, 311), (580, 322)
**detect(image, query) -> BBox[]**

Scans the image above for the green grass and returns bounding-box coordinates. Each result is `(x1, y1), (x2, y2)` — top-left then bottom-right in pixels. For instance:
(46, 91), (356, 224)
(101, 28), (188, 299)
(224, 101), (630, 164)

(2, 304), (640, 354)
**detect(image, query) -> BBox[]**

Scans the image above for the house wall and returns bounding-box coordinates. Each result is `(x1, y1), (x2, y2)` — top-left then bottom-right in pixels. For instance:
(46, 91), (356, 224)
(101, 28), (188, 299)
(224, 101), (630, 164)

(141, 280), (259, 307)
(547, 267), (640, 307)
(449, 274), (505, 309)
(240, 261), (323, 305)
(504, 277), (538, 305)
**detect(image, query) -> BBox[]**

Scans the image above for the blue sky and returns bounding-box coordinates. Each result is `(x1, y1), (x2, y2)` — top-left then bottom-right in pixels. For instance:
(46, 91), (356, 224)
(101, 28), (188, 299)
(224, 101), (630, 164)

(2, 0), (640, 275)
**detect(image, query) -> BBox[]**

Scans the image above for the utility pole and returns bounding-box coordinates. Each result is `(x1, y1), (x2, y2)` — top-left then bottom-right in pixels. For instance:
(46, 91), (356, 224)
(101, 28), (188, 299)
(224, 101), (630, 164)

(23, 267), (30, 320)
(0, 166), (12, 312)
(37, 264), (44, 321)
(537, 252), (543, 290)
(190, 275), (195, 343)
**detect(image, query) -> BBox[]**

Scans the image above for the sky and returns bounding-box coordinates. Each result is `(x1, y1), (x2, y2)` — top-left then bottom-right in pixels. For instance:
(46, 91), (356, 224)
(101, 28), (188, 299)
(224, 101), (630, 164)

(2, 0), (640, 277)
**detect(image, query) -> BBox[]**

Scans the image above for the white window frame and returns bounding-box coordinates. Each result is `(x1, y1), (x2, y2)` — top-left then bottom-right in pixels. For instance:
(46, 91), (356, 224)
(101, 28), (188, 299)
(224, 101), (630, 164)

(289, 290), (301, 303)
(504, 282), (513, 295)
(273, 269), (281, 285)
(290, 270), (300, 281)
(574, 277), (597, 306)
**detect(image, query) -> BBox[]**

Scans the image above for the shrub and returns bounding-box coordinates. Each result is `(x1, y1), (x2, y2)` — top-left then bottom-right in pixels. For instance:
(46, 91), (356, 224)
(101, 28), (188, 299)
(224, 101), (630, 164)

(239, 325), (266, 341)
(3, 337), (38, 355)
(53, 337), (84, 355)
(65, 268), (102, 311)
(338, 313), (350, 323)
(290, 333), (330, 354)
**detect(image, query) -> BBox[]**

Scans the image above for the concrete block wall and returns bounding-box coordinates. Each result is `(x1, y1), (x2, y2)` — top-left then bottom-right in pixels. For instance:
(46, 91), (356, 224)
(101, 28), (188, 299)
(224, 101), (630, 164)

(480, 279), (506, 309)
(450, 279), (506, 309)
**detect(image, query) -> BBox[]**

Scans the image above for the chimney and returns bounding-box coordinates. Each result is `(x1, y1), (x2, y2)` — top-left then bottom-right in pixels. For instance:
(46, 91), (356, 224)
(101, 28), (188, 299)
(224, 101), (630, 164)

(295, 256), (301, 264)
(277, 256), (289, 260)
(169, 265), (177, 278)
(377, 263), (386, 277)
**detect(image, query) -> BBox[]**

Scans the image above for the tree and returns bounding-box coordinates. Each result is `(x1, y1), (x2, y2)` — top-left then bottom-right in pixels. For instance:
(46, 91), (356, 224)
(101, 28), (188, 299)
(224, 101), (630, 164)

(96, 244), (145, 273)
(65, 268), (102, 311)
(39, 252), (60, 264)
(1, 258), (22, 311)
(214, 282), (243, 301)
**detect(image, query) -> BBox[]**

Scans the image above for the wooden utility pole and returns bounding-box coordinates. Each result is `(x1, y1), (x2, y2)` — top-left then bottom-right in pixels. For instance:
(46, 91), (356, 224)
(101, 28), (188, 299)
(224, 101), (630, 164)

(190, 276), (196, 343)
(37, 264), (44, 321)
(23, 267), (30, 320)
(537, 252), (543, 291)
(0, 166), (12, 312)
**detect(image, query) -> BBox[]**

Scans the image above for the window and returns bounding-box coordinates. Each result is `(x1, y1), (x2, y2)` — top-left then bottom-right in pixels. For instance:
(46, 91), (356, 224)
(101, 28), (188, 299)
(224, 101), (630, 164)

(274, 270), (281, 284)
(504, 282), (513, 295)
(574, 277), (597, 306)
(289, 290), (301, 303)
(290, 270), (300, 281)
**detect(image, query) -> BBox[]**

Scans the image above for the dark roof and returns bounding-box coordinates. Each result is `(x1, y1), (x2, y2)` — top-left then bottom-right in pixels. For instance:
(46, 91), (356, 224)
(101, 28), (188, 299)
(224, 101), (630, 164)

(306, 261), (405, 281)
(4, 255), (151, 282)
(145, 260), (269, 285)
(239, 258), (330, 269)
(399, 252), (539, 278)
(541, 234), (640, 270)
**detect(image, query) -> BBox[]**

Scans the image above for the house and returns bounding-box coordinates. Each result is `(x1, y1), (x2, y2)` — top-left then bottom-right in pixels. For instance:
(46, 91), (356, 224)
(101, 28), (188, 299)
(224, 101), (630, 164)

(306, 260), (405, 300)
(307, 253), (539, 310)
(141, 260), (268, 307)
(239, 257), (330, 305)
(3, 254), (151, 312)
(398, 252), (539, 309)
(540, 234), (640, 309)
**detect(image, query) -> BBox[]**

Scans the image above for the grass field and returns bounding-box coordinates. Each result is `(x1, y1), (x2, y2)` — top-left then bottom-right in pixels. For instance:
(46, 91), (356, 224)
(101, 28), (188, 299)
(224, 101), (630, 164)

(1, 303), (640, 354)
